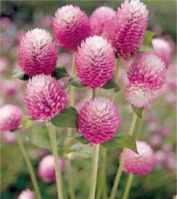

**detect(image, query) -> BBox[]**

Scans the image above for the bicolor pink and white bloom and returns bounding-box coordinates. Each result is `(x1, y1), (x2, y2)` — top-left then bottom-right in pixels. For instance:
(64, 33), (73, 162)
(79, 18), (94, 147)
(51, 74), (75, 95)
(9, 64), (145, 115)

(121, 141), (156, 175)
(90, 6), (116, 37)
(77, 97), (120, 144)
(18, 189), (34, 199)
(25, 75), (67, 121)
(106, 0), (148, 58)
(38, 155), (64, 183)
(75, 36), (115, 88)
(0, 104), (22, 132)
(18, 28), (57, 76)
(128, 52), (166, 90)
(53, 5), (90, 50)
(125, 83), (155, 108)
(152, 38), (172, 67)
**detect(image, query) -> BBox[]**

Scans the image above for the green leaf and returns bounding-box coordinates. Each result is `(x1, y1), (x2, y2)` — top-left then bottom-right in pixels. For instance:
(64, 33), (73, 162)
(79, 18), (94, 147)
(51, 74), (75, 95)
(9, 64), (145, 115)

(21, 116), (33, 129)
(69, 77), (84, 88)
(51, 107), (78, 128)
(131, 105), (144, 118)
(102, 79), (120, 92)
(75, 135), (89, 144)
(52, 67), (68, 79)
(23, 124), (50, 149)
(143, 31), (155, 47)
(13, 68), (29, 81)
(103, 134), (136, 151)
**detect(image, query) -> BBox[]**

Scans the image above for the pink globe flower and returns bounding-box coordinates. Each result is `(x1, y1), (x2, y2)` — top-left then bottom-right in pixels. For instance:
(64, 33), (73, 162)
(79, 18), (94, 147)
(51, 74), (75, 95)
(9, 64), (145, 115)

(0, 105), (22, 132)
(18, 189), (34, 199)
(77, 97), (120, 144)
(152, 38), (172, 67)
(125, 83), (155, 107)
(121, 141), (156, 175)
(38, 155), (64, 183)
(128, 52), (166, 90)
(18, 28), (57, 77)
(0, 131), (16, 144)
(75, 36), (115, 88)
(25, 75), (67, 121)
(90, 6), (116, 37)
(52, 5), (90, 50)
(106, 0), (148, 58)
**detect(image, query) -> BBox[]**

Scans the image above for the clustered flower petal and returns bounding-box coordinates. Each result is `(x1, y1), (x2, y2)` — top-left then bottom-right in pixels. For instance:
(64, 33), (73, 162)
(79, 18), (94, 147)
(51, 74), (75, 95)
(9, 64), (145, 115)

(25, 75), (67, 121)
(18, 28), (57, 76)
(125, 52), (166, 107)
(38, 155), (64, 183)
(18, 189), (34, 199)
(90, 6), (116, 37)
(75, 36), (115, 88)
(53, 5), (90, 50)
(121, 141), (156, 175)
(0, 104), (22, 132)
(152, 38), (172, 67)
(106, 0), (148, 58)
(77, 97), (120, 144)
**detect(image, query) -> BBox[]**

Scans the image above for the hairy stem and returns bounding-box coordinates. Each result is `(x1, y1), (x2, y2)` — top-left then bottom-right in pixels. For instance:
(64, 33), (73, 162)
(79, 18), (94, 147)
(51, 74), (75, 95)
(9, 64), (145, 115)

(16, 134), (41, 199)
(89, 144), (100, 199)
(47, 122), (64, 199)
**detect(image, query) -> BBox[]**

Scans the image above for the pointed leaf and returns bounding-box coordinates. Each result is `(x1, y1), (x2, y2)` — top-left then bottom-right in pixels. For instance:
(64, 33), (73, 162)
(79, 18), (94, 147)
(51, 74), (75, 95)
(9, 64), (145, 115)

(13, 68), (29, 81)
(103, 133), (136, 151)
(132, 105), (144, 118)
(51, 107), (78, 128)
(52, 67), (68, 79)
(69, 77), (84, 88)
(103, 79), (120, 92)
(143, 31), (155, 47)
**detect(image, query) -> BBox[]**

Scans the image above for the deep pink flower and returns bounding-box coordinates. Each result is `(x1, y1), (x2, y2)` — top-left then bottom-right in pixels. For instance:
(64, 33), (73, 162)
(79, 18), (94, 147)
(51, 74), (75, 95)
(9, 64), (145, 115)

(77, 97), (120, 144)
(106, 0), (148, 58)
(18, 28), (57, 76)
(90, 6), (116, 37)
(75, 36), (115, 88)
(152, 38), (172, 67)
(52, 5), (90, 50)
(18, 189), (34, 199)
(128, 52), (166, 90)
(0, 105), (22, 132)
(25, 75), (67, 121)
(121, 141), (156, 175)
(38, 155), (64, 183)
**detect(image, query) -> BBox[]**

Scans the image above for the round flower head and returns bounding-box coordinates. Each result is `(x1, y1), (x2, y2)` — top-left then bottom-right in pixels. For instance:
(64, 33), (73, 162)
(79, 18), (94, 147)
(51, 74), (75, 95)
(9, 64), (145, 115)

(77, 97), (120, 144)
(18, 28), (57, 76)
(152, 38), (172, 67)
(106, 0), (148, 58)
(25, 75), (67, 121)
(125, 83), (155, 108)
(38, 155), (64, 183)
(52, 5), (90, 50)
(121, 141), (156, 175)
(75, 36), (115, 88)
(0, 105), (22, 132)
(128, 52), (166, 90)
(90, 6), (116, 37)
(18, 189), (34, 199)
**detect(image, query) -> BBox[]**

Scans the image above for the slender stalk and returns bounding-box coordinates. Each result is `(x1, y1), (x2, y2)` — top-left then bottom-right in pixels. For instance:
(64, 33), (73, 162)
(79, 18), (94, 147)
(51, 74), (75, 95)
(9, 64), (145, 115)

(89, 144), (100, 199)
(47, 122), (64, 199)
(109, 112), (142, 199)
(66, 159), (75, 199)
(16, 134), (41, 199)
(122, 174), (134, 199)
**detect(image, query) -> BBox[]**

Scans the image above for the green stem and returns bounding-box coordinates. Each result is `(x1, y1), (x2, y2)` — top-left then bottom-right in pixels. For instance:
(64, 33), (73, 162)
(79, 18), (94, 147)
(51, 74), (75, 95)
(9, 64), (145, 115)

(66, 158), (75, 199)
(122, 174), (134, 199)
(89, 144), (100, 199)
(47, 122), (64, 199)
(109, 112), (142, 199)
(16, 134), (41, 199)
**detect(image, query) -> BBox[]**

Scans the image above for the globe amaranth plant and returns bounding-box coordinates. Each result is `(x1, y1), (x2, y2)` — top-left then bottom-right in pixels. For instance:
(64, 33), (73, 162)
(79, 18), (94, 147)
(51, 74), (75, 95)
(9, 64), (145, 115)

(1, 0), (172, 199)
